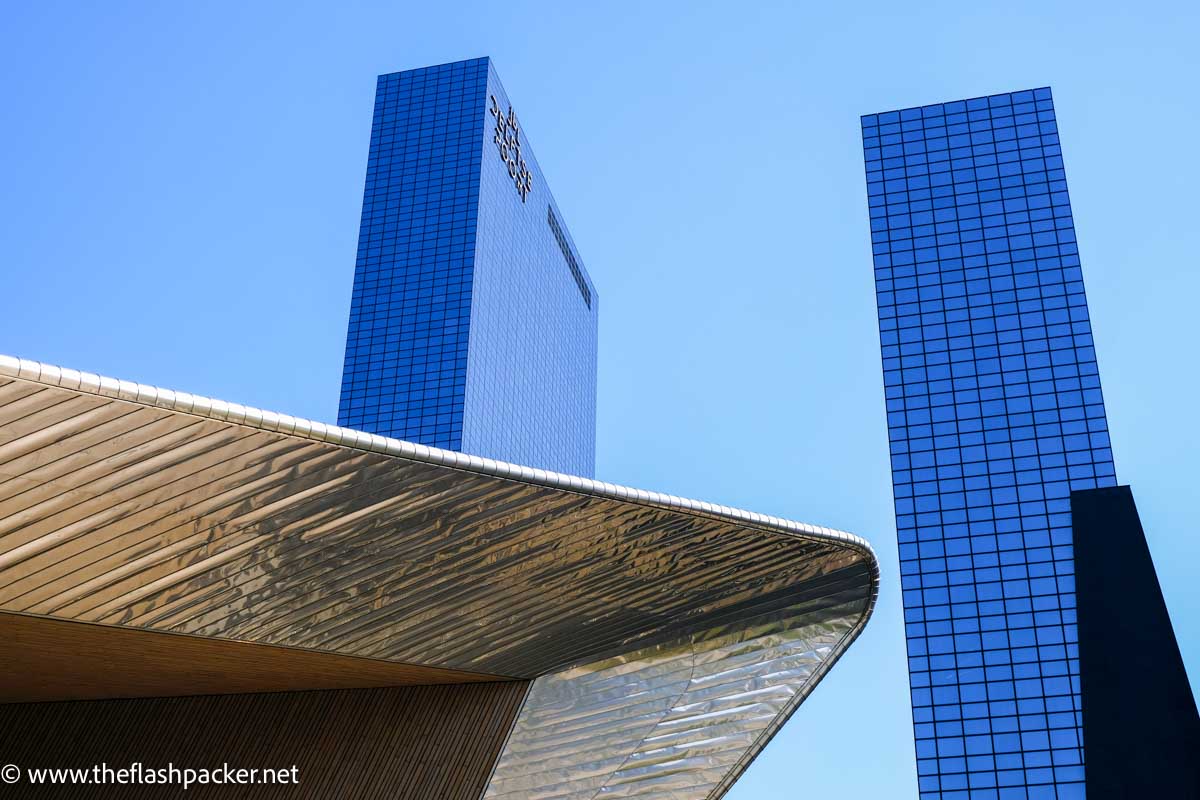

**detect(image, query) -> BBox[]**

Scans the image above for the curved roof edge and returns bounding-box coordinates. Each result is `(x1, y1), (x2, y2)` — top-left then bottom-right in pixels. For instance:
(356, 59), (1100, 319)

(0, 354), (877, 563)
(0, 352), (882, 799)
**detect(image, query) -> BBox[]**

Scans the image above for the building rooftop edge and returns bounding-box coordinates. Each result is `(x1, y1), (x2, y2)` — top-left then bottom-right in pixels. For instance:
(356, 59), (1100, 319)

(376, 55), (490, 79)
(861, 86), (1054, 123)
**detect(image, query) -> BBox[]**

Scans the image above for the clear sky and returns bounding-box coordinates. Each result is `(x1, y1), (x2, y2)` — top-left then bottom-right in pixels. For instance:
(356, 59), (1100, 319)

(2, 2), (1196, 797)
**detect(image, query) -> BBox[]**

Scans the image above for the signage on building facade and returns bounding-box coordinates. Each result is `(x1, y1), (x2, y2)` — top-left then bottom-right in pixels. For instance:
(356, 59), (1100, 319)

(489, 94), (533, 203)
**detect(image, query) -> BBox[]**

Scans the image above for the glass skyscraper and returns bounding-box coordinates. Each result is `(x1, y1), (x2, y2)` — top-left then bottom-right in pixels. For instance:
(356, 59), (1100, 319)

(338, 57), (598, 477)
(863, 88), (1116, 799)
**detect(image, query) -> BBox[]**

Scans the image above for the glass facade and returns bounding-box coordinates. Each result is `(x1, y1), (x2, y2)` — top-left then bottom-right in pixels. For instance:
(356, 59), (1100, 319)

(339, 57), (598, 477)
(862, 88), (1117, 799)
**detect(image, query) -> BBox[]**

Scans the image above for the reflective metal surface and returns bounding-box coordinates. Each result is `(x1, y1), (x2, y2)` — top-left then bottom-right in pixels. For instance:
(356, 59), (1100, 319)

(485, 596), (868, 799)
(0, 354), (878, 799)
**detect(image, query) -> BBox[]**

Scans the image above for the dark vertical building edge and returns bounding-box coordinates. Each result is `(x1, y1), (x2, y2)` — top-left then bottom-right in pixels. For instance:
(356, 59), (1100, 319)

(0, 681), (530, 799)
(1071, 485), (1200, 799)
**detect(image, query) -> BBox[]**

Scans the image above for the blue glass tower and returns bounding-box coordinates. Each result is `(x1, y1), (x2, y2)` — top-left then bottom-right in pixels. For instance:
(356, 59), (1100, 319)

(863, 88), (1116, 799)
(338, 57), (598, 477)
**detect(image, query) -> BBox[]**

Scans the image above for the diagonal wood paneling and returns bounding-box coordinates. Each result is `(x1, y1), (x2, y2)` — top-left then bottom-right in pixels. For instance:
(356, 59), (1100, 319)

(0, 611), (506, 703)
(0, 681), (530, 799)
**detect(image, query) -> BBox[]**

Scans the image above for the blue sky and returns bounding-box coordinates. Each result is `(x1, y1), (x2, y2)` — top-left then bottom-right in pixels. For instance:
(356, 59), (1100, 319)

(2, 2), (1196, 796)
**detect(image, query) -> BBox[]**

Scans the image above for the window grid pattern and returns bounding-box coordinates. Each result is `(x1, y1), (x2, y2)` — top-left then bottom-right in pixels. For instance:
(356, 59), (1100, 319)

(862, 87), (1116, 800)
(338, 59), (488, 449)
(461, 61), (597, 477)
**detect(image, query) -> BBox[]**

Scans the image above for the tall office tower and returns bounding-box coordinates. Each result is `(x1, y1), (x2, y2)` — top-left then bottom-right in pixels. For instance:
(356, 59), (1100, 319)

(864, 87), (1103, 800)
(338, 57), (598, 477)
(862, 88), (1197, 800)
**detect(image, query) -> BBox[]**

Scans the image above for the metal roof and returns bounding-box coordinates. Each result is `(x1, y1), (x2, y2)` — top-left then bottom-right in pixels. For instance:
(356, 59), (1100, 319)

(0, 354), (878, 799)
